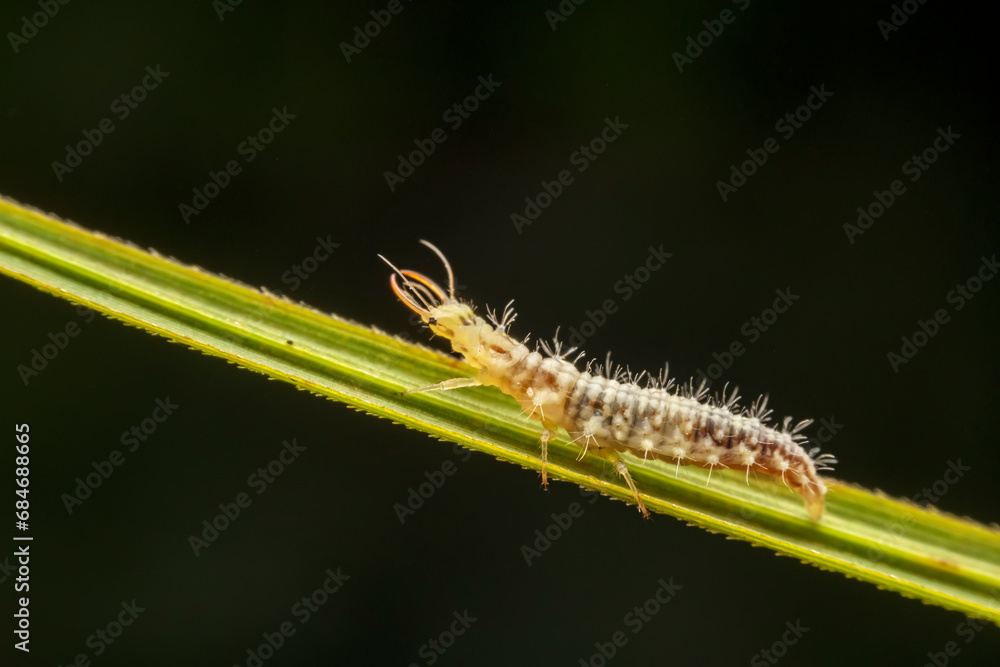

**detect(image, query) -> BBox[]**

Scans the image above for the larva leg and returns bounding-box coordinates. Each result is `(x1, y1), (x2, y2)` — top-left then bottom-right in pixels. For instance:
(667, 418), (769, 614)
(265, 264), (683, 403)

(592, 449), (650, 518)
(613, 456), (650, 519)
(404, 377), (481, 395)
(538, 422), (557, 489)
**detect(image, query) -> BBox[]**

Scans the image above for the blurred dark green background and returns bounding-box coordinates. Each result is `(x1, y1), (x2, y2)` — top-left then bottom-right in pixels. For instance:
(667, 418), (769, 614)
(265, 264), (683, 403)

(2, 1), (998, 665)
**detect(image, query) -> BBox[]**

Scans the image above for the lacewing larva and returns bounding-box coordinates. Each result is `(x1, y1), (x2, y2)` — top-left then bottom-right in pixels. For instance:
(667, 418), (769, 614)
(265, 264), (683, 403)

(380, 241), (836, 519)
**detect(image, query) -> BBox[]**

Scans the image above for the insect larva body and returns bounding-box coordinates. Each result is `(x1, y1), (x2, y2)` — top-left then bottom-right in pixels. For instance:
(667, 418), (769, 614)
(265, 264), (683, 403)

(381, 242), (836, 520)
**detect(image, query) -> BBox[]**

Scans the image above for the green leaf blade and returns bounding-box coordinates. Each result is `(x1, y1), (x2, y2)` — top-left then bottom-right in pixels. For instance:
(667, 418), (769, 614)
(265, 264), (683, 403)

(3, 195), (999, 623)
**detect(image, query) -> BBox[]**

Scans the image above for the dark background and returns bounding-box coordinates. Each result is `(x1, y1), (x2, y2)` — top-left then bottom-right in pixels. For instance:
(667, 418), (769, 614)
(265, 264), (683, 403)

(2, 1), (999, 665)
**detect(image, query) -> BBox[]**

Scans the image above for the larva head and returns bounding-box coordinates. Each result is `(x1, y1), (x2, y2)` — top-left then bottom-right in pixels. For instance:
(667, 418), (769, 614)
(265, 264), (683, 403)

(379, 241), (477, 342)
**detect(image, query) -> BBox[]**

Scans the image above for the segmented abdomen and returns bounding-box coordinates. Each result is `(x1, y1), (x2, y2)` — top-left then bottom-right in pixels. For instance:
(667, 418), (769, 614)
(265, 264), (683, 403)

(471, 329), (827, 517)
(559, 372), (825, 515)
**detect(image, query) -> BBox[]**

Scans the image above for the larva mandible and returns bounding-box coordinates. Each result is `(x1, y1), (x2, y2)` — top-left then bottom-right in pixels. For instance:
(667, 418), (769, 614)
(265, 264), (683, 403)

(380, 241), (836, 520)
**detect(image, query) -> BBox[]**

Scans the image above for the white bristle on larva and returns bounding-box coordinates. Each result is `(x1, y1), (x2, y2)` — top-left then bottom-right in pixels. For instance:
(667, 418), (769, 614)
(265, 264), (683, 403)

(381, 242), (836, 520)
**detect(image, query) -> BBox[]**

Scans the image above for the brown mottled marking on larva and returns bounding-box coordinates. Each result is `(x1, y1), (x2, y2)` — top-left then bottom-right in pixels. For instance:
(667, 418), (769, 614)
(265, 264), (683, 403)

(381, 242), (837, 521)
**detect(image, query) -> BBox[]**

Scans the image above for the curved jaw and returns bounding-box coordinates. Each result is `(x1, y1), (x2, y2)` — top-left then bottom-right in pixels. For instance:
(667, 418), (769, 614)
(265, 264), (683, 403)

(379, 240), (457, 319)
(389, 269), (448, 317)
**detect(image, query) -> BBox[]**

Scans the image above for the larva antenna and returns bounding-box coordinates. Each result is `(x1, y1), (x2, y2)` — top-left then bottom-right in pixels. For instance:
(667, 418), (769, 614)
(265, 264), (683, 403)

(418, 240), (456, 302)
